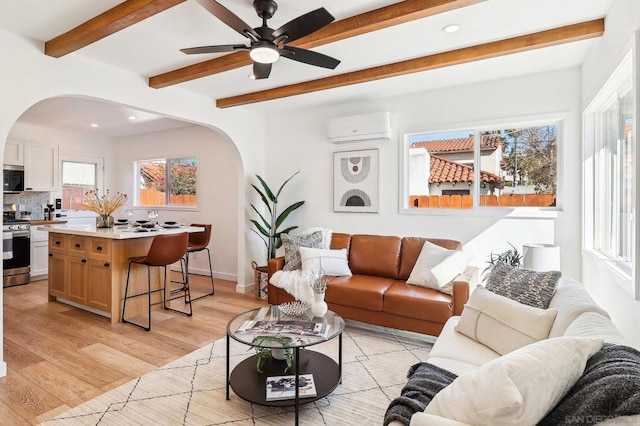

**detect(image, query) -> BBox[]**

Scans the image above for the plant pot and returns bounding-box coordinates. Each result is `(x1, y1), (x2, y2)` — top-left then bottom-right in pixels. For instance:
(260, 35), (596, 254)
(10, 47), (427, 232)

(252, 261), (268, 300)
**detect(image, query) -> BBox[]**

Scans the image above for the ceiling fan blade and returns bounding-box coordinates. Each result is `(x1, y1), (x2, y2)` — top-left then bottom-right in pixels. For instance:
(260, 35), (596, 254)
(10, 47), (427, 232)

(195, 0), (260, 41)
(253, 62), (272, 80)
(281, 46), (340, 69)
(181, 44), (248, 55)
(271, 8), (334, 44)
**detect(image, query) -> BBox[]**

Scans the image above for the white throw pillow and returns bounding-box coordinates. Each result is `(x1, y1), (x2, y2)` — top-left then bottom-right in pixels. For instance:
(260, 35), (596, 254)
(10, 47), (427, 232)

(407, 241), (472, 295)
(455, 286), (557, 355)
(425, 336), (604, 426)
(301, 227), (333, 250)
(299, 247), (352, 276)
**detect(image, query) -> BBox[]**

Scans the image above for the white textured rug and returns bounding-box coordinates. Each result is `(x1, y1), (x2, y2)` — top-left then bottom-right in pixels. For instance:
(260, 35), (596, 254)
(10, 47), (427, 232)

(42, 322), (433, 425)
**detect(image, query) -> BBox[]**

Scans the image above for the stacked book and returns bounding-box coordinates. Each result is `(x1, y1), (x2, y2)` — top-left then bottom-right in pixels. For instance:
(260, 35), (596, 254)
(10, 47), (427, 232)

(236, 319), (330, 339)
(266, 373), (317, 401)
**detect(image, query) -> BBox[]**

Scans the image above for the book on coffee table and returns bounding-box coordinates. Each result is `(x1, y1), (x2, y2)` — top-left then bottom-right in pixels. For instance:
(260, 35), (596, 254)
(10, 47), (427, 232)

(236, 320), (330, 339)
(266, 373), (317, 401)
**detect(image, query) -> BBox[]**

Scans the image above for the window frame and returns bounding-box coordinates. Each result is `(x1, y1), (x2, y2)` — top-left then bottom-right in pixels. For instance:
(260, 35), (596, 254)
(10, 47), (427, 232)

(59, 153), (104, 211)
(133, 156), (199, 210)
(583, 48), (637, 296)
(399, 113), (565, 218)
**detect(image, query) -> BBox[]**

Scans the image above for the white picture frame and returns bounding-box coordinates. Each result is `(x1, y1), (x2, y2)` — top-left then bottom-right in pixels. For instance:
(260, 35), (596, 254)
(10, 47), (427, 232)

(333, 149), (379, 213)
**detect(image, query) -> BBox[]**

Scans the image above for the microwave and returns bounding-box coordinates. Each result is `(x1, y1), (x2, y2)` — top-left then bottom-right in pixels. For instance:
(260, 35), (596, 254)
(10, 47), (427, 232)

(3, 165), (24, 193)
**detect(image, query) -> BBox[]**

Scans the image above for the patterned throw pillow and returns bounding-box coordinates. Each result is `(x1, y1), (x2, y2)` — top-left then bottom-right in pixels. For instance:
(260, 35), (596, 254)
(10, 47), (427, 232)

(486, 261), (560, 309)
(281, 231), (323, 271)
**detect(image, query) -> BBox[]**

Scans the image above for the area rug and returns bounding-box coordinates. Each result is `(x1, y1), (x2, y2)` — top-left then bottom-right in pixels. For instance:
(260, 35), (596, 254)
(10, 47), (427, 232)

(42, 322), (434, 425)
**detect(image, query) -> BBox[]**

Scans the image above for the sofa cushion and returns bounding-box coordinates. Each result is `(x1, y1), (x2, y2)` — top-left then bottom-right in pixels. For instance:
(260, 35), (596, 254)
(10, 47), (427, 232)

(455, 286), (557, 355)
(563, 311), (626, 345)
(425, 336), (604, 426)
(325, 275), (396, 311)
(300, 227), (333, 250)
(383, 282), (454, 325)
(427, 317), (500, 374)
(485, 261), (560, 309)
(329, 232), (351, 251)
(406, 241), (471, 295)
(349, 234), (402, 279)
(281, 231), (323, 271)
(548, 278), (611, 337)
(299, 247), (352, 276)
(399, 237), (462, 280)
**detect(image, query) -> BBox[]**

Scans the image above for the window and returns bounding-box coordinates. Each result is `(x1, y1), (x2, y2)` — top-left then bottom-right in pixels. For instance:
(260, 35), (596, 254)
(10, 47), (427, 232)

(61, 158), (100, 210)
(135, 157), (198, 207)
(584, 51), (635, 275)
(405, 123), (558, 209)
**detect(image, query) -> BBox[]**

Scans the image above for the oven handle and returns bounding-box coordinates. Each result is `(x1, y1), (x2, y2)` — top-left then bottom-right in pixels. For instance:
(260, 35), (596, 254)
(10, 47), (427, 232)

(11, 231), (30, 238)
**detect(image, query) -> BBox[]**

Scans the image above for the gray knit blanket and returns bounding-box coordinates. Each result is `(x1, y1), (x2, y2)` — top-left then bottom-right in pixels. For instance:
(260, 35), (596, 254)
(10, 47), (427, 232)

(538, 343), (640, 425)
(383, 362), (457, 426)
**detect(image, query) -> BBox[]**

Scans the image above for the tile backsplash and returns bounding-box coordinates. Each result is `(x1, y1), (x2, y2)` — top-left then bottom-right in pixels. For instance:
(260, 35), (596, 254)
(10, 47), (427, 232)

(4, 192), (51, 220)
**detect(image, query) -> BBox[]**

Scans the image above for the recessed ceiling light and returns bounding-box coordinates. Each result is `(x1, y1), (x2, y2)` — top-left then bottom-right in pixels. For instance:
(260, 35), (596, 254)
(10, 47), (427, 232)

(442, 24), (460, 33)
(90, 123), (99, 128)
(128, 116), (137, 120)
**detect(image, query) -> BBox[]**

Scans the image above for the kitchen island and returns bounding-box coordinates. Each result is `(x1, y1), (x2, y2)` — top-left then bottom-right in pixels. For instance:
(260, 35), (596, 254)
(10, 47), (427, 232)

(38, 224), (204, 323)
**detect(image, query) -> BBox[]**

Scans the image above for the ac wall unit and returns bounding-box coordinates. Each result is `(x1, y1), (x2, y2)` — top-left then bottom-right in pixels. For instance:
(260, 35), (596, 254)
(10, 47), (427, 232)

(328, 112), (392, 143)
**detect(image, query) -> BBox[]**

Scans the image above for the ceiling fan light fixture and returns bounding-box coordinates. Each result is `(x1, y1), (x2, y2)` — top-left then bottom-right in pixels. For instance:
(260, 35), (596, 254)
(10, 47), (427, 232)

(250, 44), (279, 64)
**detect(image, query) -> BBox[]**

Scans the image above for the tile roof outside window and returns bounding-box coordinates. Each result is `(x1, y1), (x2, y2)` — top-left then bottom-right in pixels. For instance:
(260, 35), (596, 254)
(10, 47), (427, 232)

(411, 135), (501, 153)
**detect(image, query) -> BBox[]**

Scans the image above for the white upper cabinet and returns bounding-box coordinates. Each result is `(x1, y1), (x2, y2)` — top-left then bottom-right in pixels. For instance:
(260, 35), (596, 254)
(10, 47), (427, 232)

(4, 138), (24, 166)
(24, 141), (59, 192)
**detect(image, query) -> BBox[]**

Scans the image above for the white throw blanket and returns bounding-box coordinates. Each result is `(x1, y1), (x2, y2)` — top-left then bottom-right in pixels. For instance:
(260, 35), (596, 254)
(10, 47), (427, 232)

(269, 270), (315, 305)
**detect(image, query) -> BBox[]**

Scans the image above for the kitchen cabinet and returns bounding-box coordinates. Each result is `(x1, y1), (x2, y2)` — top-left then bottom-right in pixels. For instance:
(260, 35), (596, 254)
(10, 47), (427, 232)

(4, 139), (24, 166)
(48, 233), (113, 315)
(30, 227), (50, 280)
(24, 141), (59, 191)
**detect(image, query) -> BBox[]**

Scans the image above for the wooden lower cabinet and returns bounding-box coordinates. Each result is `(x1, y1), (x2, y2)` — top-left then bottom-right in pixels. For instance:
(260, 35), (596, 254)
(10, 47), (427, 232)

(86, 259), (112, 312)
(48, 233), (115, 319)
(48, 252), (66, 298)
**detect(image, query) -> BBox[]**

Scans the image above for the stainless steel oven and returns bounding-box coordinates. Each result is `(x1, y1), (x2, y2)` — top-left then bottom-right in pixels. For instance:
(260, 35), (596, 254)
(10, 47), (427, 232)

(3, 218), (30, 287)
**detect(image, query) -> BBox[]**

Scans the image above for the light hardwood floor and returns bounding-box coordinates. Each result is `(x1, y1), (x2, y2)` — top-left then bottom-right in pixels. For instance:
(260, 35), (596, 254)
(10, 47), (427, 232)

(0, 274), (267, 425)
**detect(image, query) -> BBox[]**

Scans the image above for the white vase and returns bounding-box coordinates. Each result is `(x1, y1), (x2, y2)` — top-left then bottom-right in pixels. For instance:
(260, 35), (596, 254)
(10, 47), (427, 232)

(311, 292), (328, 317)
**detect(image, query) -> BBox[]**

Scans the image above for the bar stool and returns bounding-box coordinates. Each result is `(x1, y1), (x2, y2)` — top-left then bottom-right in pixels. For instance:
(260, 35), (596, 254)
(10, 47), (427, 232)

(121, 232), (191, 331)
(176, 224), (214, 301)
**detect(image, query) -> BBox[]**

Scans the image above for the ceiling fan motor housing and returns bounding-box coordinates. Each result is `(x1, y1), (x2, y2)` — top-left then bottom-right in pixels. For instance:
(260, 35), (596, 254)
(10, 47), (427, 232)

(254, 0), (277, 20)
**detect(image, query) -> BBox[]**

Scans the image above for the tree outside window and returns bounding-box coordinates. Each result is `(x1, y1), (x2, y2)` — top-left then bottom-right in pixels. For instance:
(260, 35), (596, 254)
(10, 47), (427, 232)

(137, 157), (197, 207)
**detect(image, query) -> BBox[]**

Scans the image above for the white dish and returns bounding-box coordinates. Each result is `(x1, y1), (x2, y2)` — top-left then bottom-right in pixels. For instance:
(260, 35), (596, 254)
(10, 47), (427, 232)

(161, 222), (183, 228)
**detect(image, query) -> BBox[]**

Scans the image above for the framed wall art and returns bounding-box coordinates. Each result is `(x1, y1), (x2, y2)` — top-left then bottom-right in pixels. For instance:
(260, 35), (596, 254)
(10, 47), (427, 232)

(333, 149), (379, 213)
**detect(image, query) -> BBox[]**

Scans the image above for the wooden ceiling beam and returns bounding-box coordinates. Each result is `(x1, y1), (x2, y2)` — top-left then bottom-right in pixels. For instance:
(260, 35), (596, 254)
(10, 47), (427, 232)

(148, 0), (486, 88)
(216, 18), (605, 108)
(45, 0), (187, 58)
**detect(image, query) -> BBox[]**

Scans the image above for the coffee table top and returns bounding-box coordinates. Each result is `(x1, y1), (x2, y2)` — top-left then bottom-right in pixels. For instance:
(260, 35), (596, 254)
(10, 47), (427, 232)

(227, 305), (345, 349)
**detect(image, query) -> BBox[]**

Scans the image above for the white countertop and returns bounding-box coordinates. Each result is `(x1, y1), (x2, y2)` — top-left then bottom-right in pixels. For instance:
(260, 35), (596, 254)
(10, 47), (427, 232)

(36, 224), (204, 240)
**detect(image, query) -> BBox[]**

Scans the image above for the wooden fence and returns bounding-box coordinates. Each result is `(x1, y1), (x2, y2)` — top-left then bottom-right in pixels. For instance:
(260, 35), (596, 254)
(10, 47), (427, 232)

(409, 194), (555, 209)
(140, 188), (197, 206)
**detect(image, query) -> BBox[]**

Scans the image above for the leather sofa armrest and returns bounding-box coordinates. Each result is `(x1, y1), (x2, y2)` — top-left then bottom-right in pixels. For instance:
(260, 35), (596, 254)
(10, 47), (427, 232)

(452, 266), (479, 316)
(267, 257), (285, 305)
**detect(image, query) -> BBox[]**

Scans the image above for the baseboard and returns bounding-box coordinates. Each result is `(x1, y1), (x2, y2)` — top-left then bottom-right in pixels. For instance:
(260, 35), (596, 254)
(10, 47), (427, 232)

(0, 360), (6, 377)
(236, 281), (254, 294)
(170, 266), (236, 282)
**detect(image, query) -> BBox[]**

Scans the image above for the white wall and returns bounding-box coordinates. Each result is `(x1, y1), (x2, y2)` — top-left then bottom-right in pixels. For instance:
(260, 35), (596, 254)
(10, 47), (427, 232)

(0, 28), (267, 377)
(113, 125), (239, 281)
(264, 68), (582, 279)
(581, 0), (640, 349)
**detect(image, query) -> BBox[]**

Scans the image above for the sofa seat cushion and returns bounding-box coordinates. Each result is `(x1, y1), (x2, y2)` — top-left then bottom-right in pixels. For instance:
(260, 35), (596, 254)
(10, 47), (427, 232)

(383, 282), (454, 324)
(325, 275), (397, 311)
(427, 317), (500, 375)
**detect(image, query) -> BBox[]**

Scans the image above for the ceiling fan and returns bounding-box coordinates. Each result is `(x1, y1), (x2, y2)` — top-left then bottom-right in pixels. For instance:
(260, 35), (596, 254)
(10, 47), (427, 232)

(181, 0), (341, 79)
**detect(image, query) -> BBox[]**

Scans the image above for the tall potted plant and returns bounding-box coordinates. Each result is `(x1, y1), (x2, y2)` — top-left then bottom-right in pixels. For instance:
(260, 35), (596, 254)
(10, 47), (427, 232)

(250, 171), (305, 297)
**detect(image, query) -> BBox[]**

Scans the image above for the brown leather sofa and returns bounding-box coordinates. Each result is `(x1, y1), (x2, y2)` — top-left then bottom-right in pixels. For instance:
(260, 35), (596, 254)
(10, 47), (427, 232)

(268, 233), (478, 337)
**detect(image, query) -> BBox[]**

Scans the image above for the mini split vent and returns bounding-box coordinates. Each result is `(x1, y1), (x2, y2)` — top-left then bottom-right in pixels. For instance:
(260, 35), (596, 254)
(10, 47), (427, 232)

(328, 112), (392, 143)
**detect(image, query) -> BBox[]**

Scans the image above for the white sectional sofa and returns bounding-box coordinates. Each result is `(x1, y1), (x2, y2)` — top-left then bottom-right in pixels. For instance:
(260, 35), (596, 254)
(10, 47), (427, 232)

(387, 278), (640, 426)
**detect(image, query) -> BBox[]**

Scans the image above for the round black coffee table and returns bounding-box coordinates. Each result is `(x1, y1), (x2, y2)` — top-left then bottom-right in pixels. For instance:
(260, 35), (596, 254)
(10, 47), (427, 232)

(226, 305), (345, 425)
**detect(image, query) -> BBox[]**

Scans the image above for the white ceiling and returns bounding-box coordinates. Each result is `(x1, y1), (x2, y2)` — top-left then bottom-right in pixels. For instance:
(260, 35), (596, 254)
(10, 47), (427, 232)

(0, 0), (613, 137)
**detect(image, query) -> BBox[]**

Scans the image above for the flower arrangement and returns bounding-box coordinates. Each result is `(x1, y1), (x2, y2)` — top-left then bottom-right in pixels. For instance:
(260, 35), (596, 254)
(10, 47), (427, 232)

(83, 189), (128, 216)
